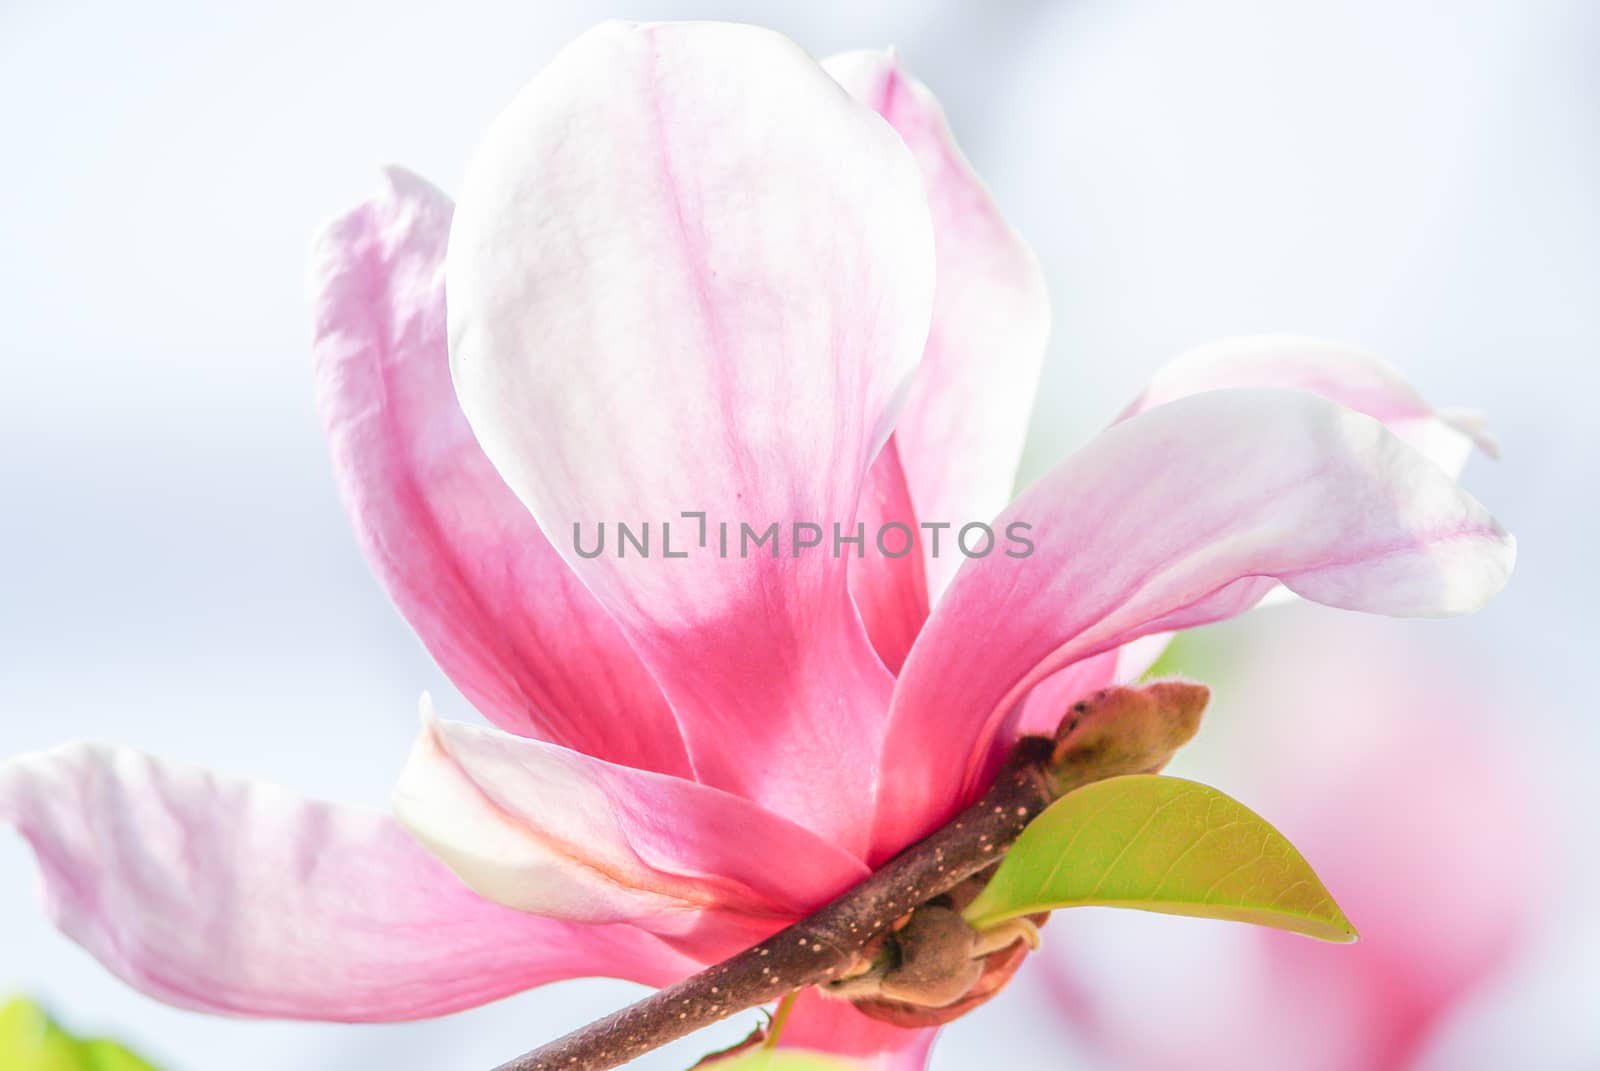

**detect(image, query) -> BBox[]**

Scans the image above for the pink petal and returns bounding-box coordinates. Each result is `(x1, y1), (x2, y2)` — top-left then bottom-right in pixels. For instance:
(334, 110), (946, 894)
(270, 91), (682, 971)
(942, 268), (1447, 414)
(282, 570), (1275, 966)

(393, 701), (870, 962)
(826, 50), (1051, 599)
(871, 389), (1513, 860)
(778, 991), (937, 1071)
(0, 743), (698, 1020)
(1011, 650), (1120, 737)
(1123, 336), (1501, 623)
(445, 23), (935, 852)
(1017, 335), (1495, 722)
(851, 438), (931, 675)
(1014, 632), (1174, 738)
(309, 168), (688, 775)
(1119, 334), (1499, 475)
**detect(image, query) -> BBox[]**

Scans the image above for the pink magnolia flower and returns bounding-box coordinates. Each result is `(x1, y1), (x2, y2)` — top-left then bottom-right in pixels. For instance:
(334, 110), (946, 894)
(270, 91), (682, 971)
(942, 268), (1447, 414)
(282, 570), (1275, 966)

(0, 21), (1513, 1070)
(1035, 613), (1540, 1071)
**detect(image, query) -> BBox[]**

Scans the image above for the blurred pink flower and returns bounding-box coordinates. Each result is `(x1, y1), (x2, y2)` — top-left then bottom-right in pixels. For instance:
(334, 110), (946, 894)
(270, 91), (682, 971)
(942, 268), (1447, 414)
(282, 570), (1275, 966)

(0, 20), (1514, 1069)
(1035, 613), (1540, 1071)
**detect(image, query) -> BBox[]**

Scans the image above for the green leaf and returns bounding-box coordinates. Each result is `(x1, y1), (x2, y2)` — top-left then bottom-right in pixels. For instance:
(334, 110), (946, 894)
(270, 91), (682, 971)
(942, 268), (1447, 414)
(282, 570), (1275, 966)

(962, 775), (1357, 943)
(0, 998), (161, 1071)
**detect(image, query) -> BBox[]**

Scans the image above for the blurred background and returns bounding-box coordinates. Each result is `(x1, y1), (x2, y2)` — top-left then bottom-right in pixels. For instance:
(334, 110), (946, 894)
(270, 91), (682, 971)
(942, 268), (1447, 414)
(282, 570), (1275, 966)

(1, 1), (1595, 1068)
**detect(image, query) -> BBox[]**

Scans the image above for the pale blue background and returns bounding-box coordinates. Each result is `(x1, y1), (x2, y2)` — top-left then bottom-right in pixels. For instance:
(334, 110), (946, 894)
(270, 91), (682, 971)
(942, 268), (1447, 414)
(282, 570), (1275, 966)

(2, 1), (1595, 1068)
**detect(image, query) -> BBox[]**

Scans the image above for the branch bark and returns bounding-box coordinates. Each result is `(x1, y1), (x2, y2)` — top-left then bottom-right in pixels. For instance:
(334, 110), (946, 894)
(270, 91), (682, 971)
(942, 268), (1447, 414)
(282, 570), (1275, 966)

(490, 681), (1206, 1071)
(492, 738), (1057, 1071)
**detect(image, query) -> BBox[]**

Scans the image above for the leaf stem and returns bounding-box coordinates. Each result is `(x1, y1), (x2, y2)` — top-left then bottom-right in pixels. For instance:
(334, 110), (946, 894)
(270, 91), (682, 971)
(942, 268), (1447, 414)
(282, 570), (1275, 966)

(763, 991), (799, 1049)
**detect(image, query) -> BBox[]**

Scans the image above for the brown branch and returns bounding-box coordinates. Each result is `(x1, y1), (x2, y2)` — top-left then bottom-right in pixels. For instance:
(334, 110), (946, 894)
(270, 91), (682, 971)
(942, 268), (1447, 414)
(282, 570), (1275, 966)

(491, 739), (1053, 1071)
(490, 682), (1207, 1071)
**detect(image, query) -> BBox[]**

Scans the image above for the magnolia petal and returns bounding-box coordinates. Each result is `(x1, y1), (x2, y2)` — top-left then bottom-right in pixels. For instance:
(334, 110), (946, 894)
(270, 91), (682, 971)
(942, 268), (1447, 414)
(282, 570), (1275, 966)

(1012, 651), (1119, 738)
(1019, 337), (1483, 727)
(778, 991), (938, 1071)
(393, 701), (869, 960)
(826, 50), (1051, 599)
(1119, 335), (1498, 476)
(851, 439), (930, 674)
(309, 168), (687, 775)
(446, 22), (934, 851)
(872, 389), (1514, 860)
(1122, 338), (1498, 616)
(0, 744), (697, 1020)
(1014, 633), (1174, 737)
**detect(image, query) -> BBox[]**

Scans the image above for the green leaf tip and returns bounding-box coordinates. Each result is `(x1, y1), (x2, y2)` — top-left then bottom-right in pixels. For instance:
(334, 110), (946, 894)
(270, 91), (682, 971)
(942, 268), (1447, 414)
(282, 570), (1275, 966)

(0, 997), (162, 1071)
(962, 774), (1358, 944)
